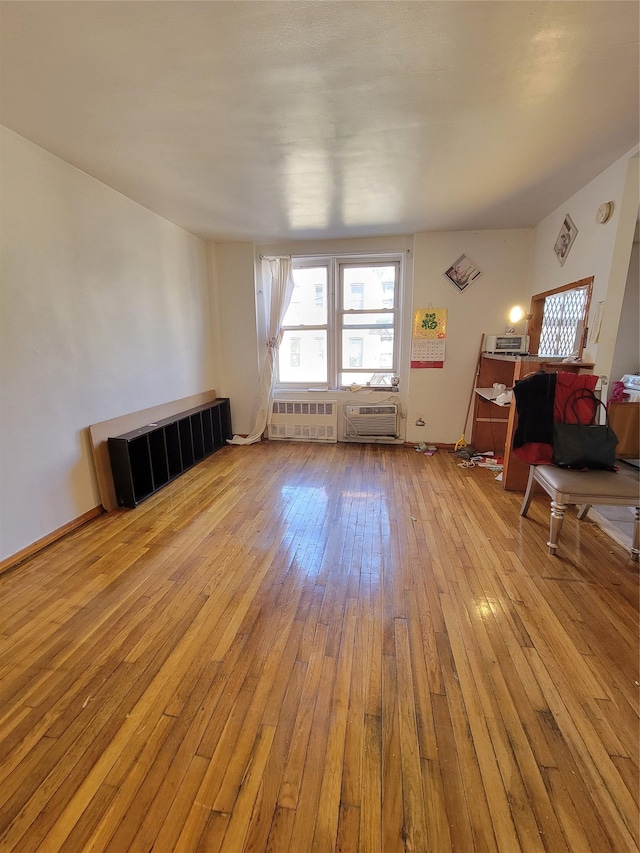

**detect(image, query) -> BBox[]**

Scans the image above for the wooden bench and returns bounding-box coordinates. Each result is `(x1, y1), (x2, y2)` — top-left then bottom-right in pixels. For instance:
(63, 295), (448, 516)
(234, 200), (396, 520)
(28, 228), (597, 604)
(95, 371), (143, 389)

(520, 464), (640, 560)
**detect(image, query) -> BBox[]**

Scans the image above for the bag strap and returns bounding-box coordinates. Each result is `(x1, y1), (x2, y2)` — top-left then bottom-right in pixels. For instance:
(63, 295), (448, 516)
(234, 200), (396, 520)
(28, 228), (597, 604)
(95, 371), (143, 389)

(562, 387), (607, 426)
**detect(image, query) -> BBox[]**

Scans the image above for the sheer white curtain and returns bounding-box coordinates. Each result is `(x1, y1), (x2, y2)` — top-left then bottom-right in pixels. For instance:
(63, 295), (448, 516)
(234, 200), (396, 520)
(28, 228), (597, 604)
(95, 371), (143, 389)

(227, 256), (295, 445)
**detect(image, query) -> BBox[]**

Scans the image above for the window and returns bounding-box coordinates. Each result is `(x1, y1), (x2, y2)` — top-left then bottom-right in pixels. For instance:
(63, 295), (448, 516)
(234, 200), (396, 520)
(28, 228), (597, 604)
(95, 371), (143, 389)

(349, 283), (364, 310)
(538, 286), (589, 357)
(349, 337), (363, 367)
(279, 267), (328, 384)
(339, 262), (399, 387)
(528, 277), (593, 359)
(277, 254), (403, 388)
(290, 337), (300, 368)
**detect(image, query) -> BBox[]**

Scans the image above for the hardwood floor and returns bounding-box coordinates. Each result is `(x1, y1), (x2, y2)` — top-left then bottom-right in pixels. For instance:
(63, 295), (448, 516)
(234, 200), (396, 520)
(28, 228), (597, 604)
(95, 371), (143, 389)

(0, 441), (638, 852)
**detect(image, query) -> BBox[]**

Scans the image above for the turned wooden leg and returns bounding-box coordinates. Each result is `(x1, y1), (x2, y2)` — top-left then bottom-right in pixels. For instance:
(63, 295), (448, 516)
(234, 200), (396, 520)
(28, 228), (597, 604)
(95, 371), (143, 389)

(632, 507), (639, 562)
(520, 466), (537, 517)
(547, 500), (566, 555)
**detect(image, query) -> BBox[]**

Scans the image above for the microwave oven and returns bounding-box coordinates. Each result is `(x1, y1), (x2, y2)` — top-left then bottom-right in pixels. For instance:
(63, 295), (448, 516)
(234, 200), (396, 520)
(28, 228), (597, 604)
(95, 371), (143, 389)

(483, 334), (529, 354)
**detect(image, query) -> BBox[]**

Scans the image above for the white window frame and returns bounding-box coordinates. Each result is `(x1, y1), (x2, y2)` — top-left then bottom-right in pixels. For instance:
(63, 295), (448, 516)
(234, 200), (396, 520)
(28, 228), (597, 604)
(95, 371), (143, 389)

(337, 258), (401, 388)
(277, 252), (404, 390)
(278, 258), (332, 388)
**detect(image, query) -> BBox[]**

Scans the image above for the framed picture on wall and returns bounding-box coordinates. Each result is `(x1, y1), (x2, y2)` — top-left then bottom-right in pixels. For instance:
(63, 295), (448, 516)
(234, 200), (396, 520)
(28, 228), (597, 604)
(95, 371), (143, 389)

(553, 214), (578, 266)
(444, 254), (482, 291)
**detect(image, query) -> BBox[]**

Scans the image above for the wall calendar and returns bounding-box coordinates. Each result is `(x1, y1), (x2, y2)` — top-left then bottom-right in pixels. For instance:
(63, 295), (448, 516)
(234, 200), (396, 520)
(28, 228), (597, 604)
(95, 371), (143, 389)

(411, 307), (447, 368)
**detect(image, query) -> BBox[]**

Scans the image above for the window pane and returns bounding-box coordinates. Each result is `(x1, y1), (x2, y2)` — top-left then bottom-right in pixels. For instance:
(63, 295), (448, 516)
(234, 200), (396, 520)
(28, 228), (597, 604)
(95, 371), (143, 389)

(342, 312), (393, 327)
(349, 284), (364, 310)
(349, 337), (363, 367)
(342, 329), (394, 370)
(279, 330), (328, 383)
(283, 267), (328, 326)
(538, 286), (588, 357)
(290, 337), (300, 367)
(342, 265), (396, 310)
(342, 371), (395, 386)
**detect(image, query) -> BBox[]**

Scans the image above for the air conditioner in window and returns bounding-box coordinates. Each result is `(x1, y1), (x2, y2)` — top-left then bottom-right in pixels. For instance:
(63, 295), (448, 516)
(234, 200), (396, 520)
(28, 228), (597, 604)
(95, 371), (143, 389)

(343, 404), (398, 440)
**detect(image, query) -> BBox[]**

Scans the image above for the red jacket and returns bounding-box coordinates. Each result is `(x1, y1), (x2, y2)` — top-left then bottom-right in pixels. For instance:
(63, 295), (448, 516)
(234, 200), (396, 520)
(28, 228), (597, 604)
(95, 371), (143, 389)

(513, 371), (598, 465)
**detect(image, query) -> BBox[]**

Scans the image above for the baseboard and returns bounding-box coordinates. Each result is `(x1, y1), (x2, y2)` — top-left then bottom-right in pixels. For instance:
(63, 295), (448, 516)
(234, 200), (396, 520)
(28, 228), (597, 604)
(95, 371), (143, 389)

(404, 442), (456, 451)
(0, 506), (104, 576)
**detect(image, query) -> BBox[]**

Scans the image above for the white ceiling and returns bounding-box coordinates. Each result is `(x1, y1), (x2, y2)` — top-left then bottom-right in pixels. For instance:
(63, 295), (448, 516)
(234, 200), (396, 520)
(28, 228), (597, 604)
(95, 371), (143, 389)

(1, 1), (638, 243)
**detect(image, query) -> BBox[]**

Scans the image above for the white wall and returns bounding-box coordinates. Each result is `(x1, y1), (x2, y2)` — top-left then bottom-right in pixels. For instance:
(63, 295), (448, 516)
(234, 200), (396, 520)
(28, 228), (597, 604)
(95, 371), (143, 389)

(241, 232), (534, 446)
(0, 127), (217, 561)
(407, 229), (534, 444)
(611, 241), (639, 383)
(530, 148), (639, 388)
(210, 242), (259, 436)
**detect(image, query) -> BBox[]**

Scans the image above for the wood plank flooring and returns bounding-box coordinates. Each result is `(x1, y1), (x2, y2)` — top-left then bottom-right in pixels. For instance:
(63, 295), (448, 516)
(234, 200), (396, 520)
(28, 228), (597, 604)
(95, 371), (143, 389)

(0, 441), (638, 852)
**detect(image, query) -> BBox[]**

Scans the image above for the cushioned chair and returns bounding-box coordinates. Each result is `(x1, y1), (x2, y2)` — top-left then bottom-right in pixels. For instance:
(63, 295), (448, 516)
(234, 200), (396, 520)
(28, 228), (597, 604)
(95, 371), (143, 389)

(520, 464), (640, 560)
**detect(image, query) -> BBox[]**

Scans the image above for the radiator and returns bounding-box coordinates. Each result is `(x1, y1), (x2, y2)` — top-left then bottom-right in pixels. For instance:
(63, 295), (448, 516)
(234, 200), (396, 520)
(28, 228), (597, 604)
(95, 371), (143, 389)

(268, 400), (337, 443)
(343, 403), (399, 439)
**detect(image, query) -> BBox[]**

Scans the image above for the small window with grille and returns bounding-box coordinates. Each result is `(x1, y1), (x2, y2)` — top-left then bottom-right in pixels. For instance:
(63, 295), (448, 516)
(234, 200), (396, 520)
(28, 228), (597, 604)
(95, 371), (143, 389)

(528, 277), (593, 360)
(538, 285), (590, 357)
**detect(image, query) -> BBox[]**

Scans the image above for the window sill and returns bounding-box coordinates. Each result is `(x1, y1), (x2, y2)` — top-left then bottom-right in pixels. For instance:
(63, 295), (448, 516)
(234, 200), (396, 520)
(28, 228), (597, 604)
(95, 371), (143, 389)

(273, 386), (400, 395)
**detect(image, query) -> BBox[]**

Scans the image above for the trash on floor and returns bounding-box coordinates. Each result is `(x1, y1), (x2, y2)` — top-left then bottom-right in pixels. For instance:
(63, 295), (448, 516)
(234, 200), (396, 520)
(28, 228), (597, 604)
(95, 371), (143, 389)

(415, 443), (438, 455)
(457, 453), (504, 471)
(474, 455), (503, 470)
(454, 445), (478, 460)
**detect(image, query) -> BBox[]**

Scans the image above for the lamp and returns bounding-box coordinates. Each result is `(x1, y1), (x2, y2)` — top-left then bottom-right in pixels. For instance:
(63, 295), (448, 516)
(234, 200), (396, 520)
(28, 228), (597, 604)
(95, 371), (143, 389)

(506, 305), (532, 350)
(508, 305), (532, 326)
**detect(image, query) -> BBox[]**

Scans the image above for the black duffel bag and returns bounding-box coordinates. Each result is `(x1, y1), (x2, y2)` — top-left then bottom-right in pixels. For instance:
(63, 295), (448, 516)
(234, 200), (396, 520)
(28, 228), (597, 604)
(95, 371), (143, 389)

(552, 388), (618, 471)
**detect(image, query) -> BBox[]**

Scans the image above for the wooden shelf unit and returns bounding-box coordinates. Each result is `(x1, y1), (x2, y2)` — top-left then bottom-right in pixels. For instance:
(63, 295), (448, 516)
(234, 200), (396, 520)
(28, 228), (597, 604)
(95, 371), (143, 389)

(470, 356), (516, 460)
(471, 355), (594, 491)
(108, 398), (232, 507)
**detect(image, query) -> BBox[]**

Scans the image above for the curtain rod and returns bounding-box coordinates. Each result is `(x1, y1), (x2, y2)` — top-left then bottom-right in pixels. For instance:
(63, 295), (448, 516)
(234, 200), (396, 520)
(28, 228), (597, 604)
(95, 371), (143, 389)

(259, 250), (411, 260)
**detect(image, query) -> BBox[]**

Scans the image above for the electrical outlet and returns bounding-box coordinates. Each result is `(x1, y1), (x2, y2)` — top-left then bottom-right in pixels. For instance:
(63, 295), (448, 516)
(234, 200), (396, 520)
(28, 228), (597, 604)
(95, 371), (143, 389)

(415, 417), (425, 427)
